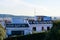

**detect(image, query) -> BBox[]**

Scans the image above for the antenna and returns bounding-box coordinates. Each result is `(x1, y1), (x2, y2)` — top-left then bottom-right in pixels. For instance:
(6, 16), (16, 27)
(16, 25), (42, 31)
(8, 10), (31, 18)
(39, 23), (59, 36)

(34, 8), (37, 20)
(34, 8), (36, 16)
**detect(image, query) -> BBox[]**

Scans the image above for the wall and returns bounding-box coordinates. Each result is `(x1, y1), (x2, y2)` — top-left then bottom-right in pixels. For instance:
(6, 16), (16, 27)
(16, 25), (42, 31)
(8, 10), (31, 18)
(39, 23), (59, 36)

(29, 24), (53, 33)
(6, 28), (30, 37)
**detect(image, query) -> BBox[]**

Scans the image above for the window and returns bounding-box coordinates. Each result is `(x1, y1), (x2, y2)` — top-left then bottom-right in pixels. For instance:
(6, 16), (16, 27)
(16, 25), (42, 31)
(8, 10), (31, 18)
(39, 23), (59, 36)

(6, 24), (29, 28)
(42, 27), (44, 31)
(12, 31), (24, 35)
(33, 27), (36, 31)
(47, 27), (50, 30)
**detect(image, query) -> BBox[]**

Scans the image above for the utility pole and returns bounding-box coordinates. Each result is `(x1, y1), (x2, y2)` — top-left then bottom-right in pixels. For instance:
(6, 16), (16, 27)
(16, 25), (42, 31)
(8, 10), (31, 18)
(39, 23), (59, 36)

(34, 8), (36, 20)
(34, 8), (36, 16)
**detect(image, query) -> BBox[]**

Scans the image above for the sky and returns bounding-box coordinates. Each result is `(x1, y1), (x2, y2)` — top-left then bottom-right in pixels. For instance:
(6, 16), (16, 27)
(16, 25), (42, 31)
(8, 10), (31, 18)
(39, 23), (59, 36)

(0, 0), (60, 16)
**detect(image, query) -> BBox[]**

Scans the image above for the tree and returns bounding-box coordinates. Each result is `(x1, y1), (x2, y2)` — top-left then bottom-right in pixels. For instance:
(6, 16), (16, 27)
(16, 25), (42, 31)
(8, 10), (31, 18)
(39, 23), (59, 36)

(45, 21), (60, 40)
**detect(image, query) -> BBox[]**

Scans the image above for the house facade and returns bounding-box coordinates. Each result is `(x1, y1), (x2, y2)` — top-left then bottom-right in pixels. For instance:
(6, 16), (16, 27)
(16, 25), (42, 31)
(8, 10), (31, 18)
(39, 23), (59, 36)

(5, 16), (53, 37)
(6, 23), (30, 37)
(28, 20), (53, 33)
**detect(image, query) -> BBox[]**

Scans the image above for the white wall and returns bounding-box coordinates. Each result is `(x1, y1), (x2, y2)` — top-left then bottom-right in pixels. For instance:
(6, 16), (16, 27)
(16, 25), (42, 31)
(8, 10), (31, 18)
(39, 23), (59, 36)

(6, 28), (30, 36)
(6, 24), (53, 37)
(29, 24), (53, 33)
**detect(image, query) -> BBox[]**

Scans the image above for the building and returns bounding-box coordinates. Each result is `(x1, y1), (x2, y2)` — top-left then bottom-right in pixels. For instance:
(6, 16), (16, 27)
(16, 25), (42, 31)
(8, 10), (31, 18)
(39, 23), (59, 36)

(0, 15), (53, 38)
(5, 23), (30, 37)
(5, 16), (53, 37)
(52, 17), (60, 21)
(25, 16), (53, 33)
(3, 17), (12, 23)
(28, 20), (53, 33)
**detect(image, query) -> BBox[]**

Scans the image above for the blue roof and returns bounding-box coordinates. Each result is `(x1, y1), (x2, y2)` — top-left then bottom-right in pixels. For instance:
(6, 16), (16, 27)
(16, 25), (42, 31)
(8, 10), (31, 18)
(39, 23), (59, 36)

(12, 18), (25, 23)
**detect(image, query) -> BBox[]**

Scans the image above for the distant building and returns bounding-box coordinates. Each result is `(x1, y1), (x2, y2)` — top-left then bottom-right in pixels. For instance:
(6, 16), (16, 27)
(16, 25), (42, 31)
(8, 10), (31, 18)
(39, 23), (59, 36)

(3, 17), (12, 23)
(35, 16), (52, 21)
(0, 17), (12, 28)
(52, 17), (60, 21)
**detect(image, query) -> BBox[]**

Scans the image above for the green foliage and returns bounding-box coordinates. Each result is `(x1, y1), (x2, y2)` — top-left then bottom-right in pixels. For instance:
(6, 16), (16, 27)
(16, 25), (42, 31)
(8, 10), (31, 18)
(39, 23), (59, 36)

(5, 32), (47, 40)
(45, 21), (60, 40)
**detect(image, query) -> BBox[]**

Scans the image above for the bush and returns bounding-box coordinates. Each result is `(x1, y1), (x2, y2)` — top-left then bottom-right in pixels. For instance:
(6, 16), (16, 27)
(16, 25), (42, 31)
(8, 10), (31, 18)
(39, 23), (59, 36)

(45, 21), (60, 40)
(4, 32), (47, 40)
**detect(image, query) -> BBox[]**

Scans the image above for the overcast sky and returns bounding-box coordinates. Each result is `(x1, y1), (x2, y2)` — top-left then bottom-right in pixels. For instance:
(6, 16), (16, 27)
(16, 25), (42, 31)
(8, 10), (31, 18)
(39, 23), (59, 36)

(0, 0), (60, 16)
